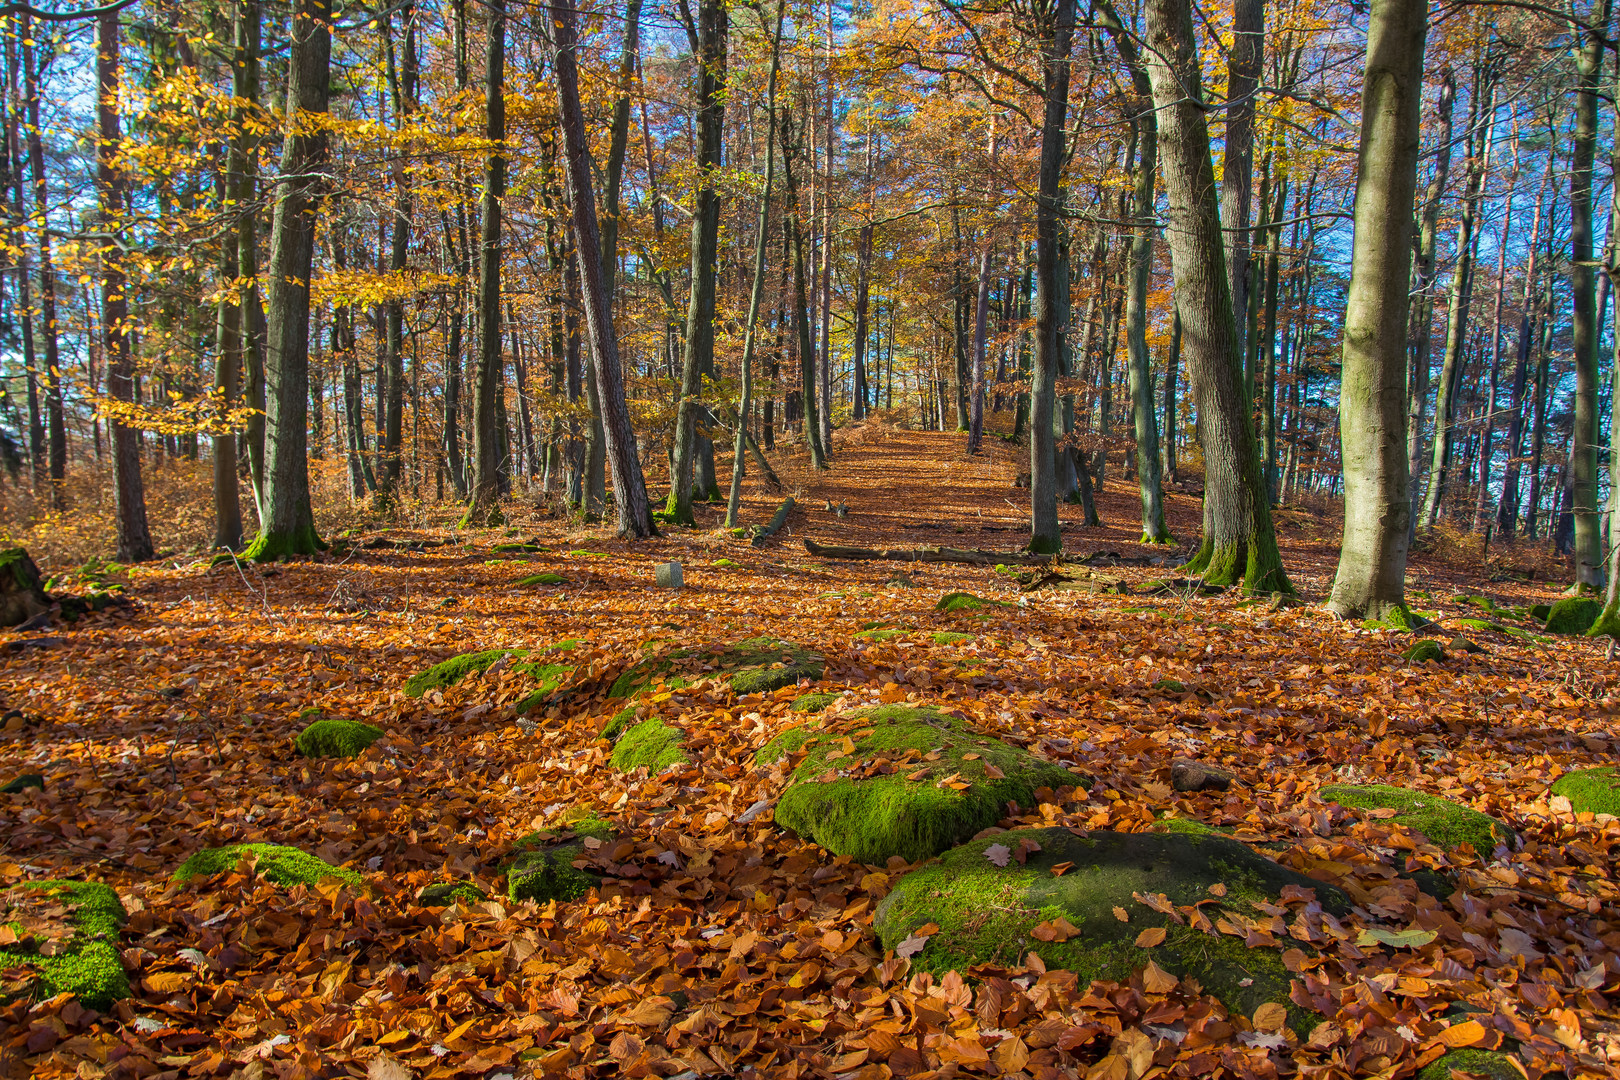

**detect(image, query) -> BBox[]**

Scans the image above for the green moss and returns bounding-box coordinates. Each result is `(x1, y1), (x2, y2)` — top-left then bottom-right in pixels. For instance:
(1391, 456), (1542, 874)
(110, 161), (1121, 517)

(932, 632), (976, 645)
(512, 663), (577, 714)
(756, 722), (824, 764)
(1320, 784), (1514, 852)
(174, 844), (363, 888)
(600, 705), (639, 741)
(937, 592), (1007, 613)
(791, 693), (839, 714)
(516, 572), (567, 586)
(0, 881), (129, 1010)
(418, 882), (489, 907)
(403, 648), (523, 698)
(1530, 603), (1552, 622)
(612, 637), (823, 698)
(491, 542), (543, 553)
(1551, 767), (1620, 816)
(1, 774), (43, 794)
(240, 525), (327, 562)
(714, 558), (740, 567)
(1453, 618), (1505, 634)
(1416, 1050), (1523, 1080)
(1151, 678), (1186, 693)
(766, 706), (1079, 864)
(610, 719), (688, 773)
(507, 819), (614, 904)
(874, 829), (1347, 1035)
(1401, 639), (1445, 664)
(1152, 817), (1232, 837)
(855, 627), (910, 643)
(1546, 597), (1603, 635)
(294, 718), (384, 759)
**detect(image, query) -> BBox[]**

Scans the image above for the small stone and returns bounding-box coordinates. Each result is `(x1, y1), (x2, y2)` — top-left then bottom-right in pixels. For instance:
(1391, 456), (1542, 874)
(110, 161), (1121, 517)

(1448, 635), (1485, 654)
(656, 561), (684, 589)
(1171, 759), (1233, 793)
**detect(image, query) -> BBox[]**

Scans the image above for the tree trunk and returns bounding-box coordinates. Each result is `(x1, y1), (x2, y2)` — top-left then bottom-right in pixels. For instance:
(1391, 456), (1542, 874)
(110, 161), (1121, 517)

(98, 12), (153, 562)
(781, 107), (827, 468)
(967, 245), (992, 454)
(20, 22), (63, 508)
(462, 0), (507, 527)
(1221, 0), (1264, 392)
(1498, 142), (1553, 537)
(1325, 0), (1426, 622)
(1027, 0), (1077, 555)
(549, 0), (655, 537)
(1406, 66), (1455, 532)
(1143, 0), (1287, 592)
(241, 0), (331, 560)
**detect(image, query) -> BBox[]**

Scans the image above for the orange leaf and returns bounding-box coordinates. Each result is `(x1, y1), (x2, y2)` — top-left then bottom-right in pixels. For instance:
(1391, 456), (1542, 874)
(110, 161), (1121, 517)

(1134, 927), (1167, 947)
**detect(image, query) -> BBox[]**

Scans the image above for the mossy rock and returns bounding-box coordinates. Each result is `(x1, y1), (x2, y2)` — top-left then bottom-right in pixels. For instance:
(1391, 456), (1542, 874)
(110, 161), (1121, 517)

(874, 829), (1349, 1034)
(0, 880), (129, 1009)
(1453, 618), (1505, 634)
(936, 592), (1008, 613)
(855, 627), (910, 643)
(516, 572), (567, 587)
(1151, 678), (1186, 693)
(791, 693), (839, 714)
(173, 844), (364, 889)
(511, 662), (577, 714)
(600, 704), (639, 741)
(1529, 603), (1552, 622)
(418, 882), (489, 907)
(506, 818), (614, 903)
(403, 648), (523, 697)
(294, 718), (384, 759)
(1151, 817), (1233, 838)
(758, 705), (1079, 864)
(1550, 767), (1620, 816)
(932, 632), (976, 645)
(609, 637), (823, 699)
(1545, 597), (1603, 635)
(2, 774), (43, 794)
(1416, 1050), (1523, 1080)
(1401, 639), (1445, 664)
(1320, 784), (1514, 852)
(714, 558), (741, 568)
(490, 542), (543, 553)
(610, 719), (688, 773)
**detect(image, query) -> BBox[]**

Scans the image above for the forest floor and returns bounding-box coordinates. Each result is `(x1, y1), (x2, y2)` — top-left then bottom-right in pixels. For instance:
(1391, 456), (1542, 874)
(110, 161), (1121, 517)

(2, 422), (1618, 1080)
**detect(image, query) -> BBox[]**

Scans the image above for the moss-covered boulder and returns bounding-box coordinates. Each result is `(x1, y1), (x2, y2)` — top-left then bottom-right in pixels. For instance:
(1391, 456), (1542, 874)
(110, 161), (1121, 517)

(0, 880), (129, 1009)
(1401, 639), (1445, 664)
(791, 692), (839, 713)
(1, 774), (43, 794)
(1529, 603), (1553, 622)
(417, 882), (489, 907)
(403, 648), (521, 697)
(1551, 766), (1620, 816)
(1416, 1050), (1523, 1080)
(506, 818), (613, 903)
(610, 719), (688, 773)
(1545, 596), (1602, 635)
(294, 718), (384, 759)
(174, 844), (363, 888)
(608, 637), (823, 699)
(0, 548), (50, 628)
(1320, 784), (1514, 852)
(874, 829), (1349, 1033)
(516, 572), (567, 586)
(758, 705), (1078, 864)
(936, 592), (1006, 613)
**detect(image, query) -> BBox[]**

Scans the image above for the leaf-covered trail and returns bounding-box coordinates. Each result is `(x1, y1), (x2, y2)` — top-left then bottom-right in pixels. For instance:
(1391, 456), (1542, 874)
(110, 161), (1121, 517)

(2, 428), (1618, 1079)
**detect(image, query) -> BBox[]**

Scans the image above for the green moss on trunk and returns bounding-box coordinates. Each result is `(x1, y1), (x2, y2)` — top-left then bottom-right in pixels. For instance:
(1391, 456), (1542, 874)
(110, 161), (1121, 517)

(240, 524), (327, 562)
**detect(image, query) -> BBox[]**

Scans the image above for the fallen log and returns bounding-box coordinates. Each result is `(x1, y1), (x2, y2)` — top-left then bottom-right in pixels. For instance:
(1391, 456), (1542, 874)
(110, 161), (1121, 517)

(802, 538), (1054, 566)
(751, 497), (796, 547)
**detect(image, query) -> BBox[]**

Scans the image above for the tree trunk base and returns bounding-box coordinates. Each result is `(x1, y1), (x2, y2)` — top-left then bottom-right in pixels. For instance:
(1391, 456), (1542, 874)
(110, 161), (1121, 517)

(458, 499), (505, 530)
(1187, 535), (1292, 595)
(241, 525), (326, 563)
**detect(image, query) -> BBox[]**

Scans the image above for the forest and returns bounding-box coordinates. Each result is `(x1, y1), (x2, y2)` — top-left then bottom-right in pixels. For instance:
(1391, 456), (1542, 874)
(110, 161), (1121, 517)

(3, 0), (1620, 1078)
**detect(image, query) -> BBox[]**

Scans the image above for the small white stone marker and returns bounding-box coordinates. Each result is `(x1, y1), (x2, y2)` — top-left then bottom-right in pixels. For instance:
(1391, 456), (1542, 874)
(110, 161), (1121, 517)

(656, 561), (683, 589)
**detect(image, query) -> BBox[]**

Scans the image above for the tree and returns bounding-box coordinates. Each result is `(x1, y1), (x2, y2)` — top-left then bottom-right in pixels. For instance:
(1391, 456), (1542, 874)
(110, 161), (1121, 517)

(1326, 0), (1427, 623)
(461, 0), (507, 528)
(241, 0), (332, 560)
(1142, 0), (1288, 592)
(668, 0), (728, 525)
(549, 0), (656, 538)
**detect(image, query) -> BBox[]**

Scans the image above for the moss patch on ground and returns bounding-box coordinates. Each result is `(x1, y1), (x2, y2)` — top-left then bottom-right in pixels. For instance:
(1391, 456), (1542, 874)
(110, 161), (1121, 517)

(1401, 639), (1445, 664)
(403, 648), (522, 697)
(609, 637), (823, 699)
(1545, 596), (1603, 635)
(936, 592), (1008, 613)
(1151, 817), (1233, 837)
(1415, 1050), (1522, 1080)
(874, 829), (1349, 1035)
(512, 663), (577, 714)
(600, 705), (639, 741)
(759, 705), (1079, 864)
(855, 627), (911, 642)
(418, 882), (489, 907)
(506, 818), (613, 903)
(1320, 784), (1514, 852)
(0, 880), (129, 1009)
(932, 631), (976, 645)
(791, 693), (839, 713)
(1551, 767), (1620, 816)
(174, 844), (363, 889)
(610, 719), (688, 773)
(516, 572), (567, 586)
(294, 718), (384, 758)
(2, 774), (43, 793)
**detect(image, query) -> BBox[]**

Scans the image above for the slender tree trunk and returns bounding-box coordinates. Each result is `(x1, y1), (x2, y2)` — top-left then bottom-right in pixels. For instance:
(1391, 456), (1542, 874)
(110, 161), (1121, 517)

(1474, 145), (1517, 534)
(242, 0), (331, 560)
(1326, 0), (1426, 622)
(1222, 0), (1264, 392)
(1164, 306), (1180, 483)
(462, 0), (507, 526)
(549, 0), (655, 537)
(1143, 0), (1288, 592)
(1407, 67), (1455, 530)
(20, 22), (62, 507)
(97, 12), (153, 562)
(967, 246), (992, 454)
(781, 107), (827, 468)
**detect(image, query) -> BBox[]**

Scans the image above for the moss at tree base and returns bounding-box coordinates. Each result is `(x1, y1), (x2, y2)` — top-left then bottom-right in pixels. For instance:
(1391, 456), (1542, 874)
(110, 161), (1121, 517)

(1320, 784), (1514, 852)
(174, 844), (363, 889)
(294, 718), (384, 758)
(0, 880), (129, 1010)
(874, 829), (1348, 1035)
(240, 525), (327, 563)
(761, 705), (1078, 864)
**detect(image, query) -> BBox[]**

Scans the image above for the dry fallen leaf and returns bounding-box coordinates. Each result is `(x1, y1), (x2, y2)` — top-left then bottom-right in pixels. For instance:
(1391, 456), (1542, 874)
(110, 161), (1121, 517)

(1133, 926), (1167, 947)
